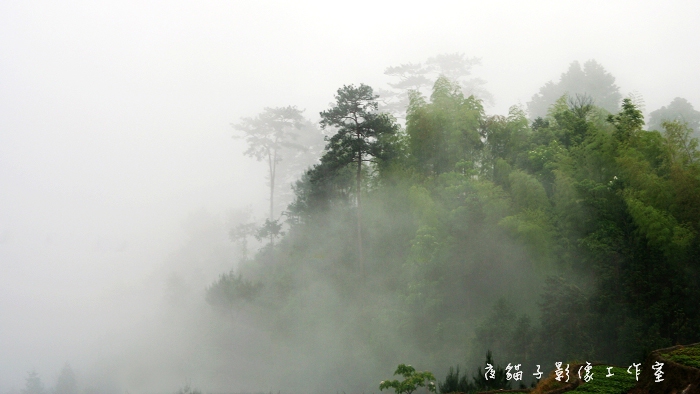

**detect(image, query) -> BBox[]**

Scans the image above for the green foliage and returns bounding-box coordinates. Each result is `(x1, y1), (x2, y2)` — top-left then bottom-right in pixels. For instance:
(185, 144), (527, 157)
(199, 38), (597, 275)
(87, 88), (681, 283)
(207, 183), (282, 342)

(317, 83), (401, 276)
(319, 84), (400, 169)
(481, 105), (530, 172)
(607, 98), (645, 142)
(210, 64), (700, 390)
(662, 120), (700, 168)
(287, 156), (356, 220)
(548, 95), (595, 148)
(624, 193), (692, 250)
(406, 76), (483, 176)
(661, 343), (700, 368)
(507, 170), (550, 211)
(379, 364), (436, 394)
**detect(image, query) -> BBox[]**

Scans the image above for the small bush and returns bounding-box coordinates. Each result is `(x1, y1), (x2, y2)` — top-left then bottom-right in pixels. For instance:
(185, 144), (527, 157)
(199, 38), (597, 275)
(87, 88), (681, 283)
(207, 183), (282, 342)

(380, 364), (436, 394)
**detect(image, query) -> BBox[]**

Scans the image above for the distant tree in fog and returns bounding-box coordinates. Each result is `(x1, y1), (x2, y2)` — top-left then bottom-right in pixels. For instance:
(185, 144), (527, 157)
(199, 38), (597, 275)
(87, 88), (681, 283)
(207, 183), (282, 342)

(527, 60), (622, 119)
(229, 221), (257, 261)
(648, 97), (700, 136)
(380, 53), (492, 120)
(53, 364), (77, 394)
(176, 384), (202, 394)
(233, 106), (324, 220)
(21, 371), (44, 394)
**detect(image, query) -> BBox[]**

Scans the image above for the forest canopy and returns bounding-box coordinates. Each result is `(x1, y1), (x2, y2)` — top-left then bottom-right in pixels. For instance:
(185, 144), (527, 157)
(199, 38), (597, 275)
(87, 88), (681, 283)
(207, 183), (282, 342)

(208, 58), (700, 391)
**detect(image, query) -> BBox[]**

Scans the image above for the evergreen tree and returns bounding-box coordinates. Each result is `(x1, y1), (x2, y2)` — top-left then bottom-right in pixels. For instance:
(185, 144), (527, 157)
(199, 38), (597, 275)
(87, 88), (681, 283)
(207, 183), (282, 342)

(319, 84), (399, 277)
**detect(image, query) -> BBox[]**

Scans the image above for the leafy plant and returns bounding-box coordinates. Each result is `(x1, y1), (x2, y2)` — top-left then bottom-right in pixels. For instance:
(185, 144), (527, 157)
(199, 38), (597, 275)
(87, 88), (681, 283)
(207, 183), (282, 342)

(380, 364), (436, 394)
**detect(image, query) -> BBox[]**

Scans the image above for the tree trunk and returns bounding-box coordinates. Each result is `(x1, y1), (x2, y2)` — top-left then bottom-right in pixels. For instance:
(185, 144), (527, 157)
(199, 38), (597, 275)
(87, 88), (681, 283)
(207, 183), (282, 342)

(269, 149), (276, 265)
(357, 143), (364, 279)
(269, 150), (276, 221)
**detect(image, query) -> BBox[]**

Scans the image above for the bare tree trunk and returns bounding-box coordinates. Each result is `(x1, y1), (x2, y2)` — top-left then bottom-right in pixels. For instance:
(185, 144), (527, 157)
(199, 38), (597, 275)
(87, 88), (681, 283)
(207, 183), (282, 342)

(269, 150), (276, 221)
(270, 184), (274, 221)
(357, 145), (364, 279)
(269, 149), (276, 265)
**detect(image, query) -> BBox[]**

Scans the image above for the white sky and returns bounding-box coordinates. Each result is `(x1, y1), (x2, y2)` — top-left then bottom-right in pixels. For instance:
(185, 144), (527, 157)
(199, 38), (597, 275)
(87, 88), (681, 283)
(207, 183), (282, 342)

(1, 0), (699, 390)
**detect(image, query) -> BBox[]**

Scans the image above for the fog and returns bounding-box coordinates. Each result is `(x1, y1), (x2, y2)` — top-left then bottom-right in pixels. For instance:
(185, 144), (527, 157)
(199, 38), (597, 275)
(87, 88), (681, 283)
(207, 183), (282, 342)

(2, 1), (699, 393)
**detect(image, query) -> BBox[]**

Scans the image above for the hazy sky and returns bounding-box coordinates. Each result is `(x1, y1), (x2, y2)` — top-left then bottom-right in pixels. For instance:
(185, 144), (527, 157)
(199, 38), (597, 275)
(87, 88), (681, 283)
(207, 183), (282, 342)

(1, 0), (699, 390)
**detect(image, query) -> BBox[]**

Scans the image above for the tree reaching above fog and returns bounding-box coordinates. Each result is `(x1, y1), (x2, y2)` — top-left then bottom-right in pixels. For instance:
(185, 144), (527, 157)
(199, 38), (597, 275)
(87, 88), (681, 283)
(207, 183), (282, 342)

(319, 84), (399, 277)
(528, 60), (622, 120)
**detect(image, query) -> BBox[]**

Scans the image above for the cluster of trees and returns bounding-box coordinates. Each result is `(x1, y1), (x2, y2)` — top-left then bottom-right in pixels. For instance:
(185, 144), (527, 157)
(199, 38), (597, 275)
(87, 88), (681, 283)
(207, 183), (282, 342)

(209, 57), (700, 389)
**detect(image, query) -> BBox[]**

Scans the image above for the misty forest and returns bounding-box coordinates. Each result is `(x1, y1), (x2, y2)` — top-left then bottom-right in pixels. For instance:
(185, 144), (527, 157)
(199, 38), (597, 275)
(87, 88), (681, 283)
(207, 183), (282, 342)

(9, 55), (700, 394)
